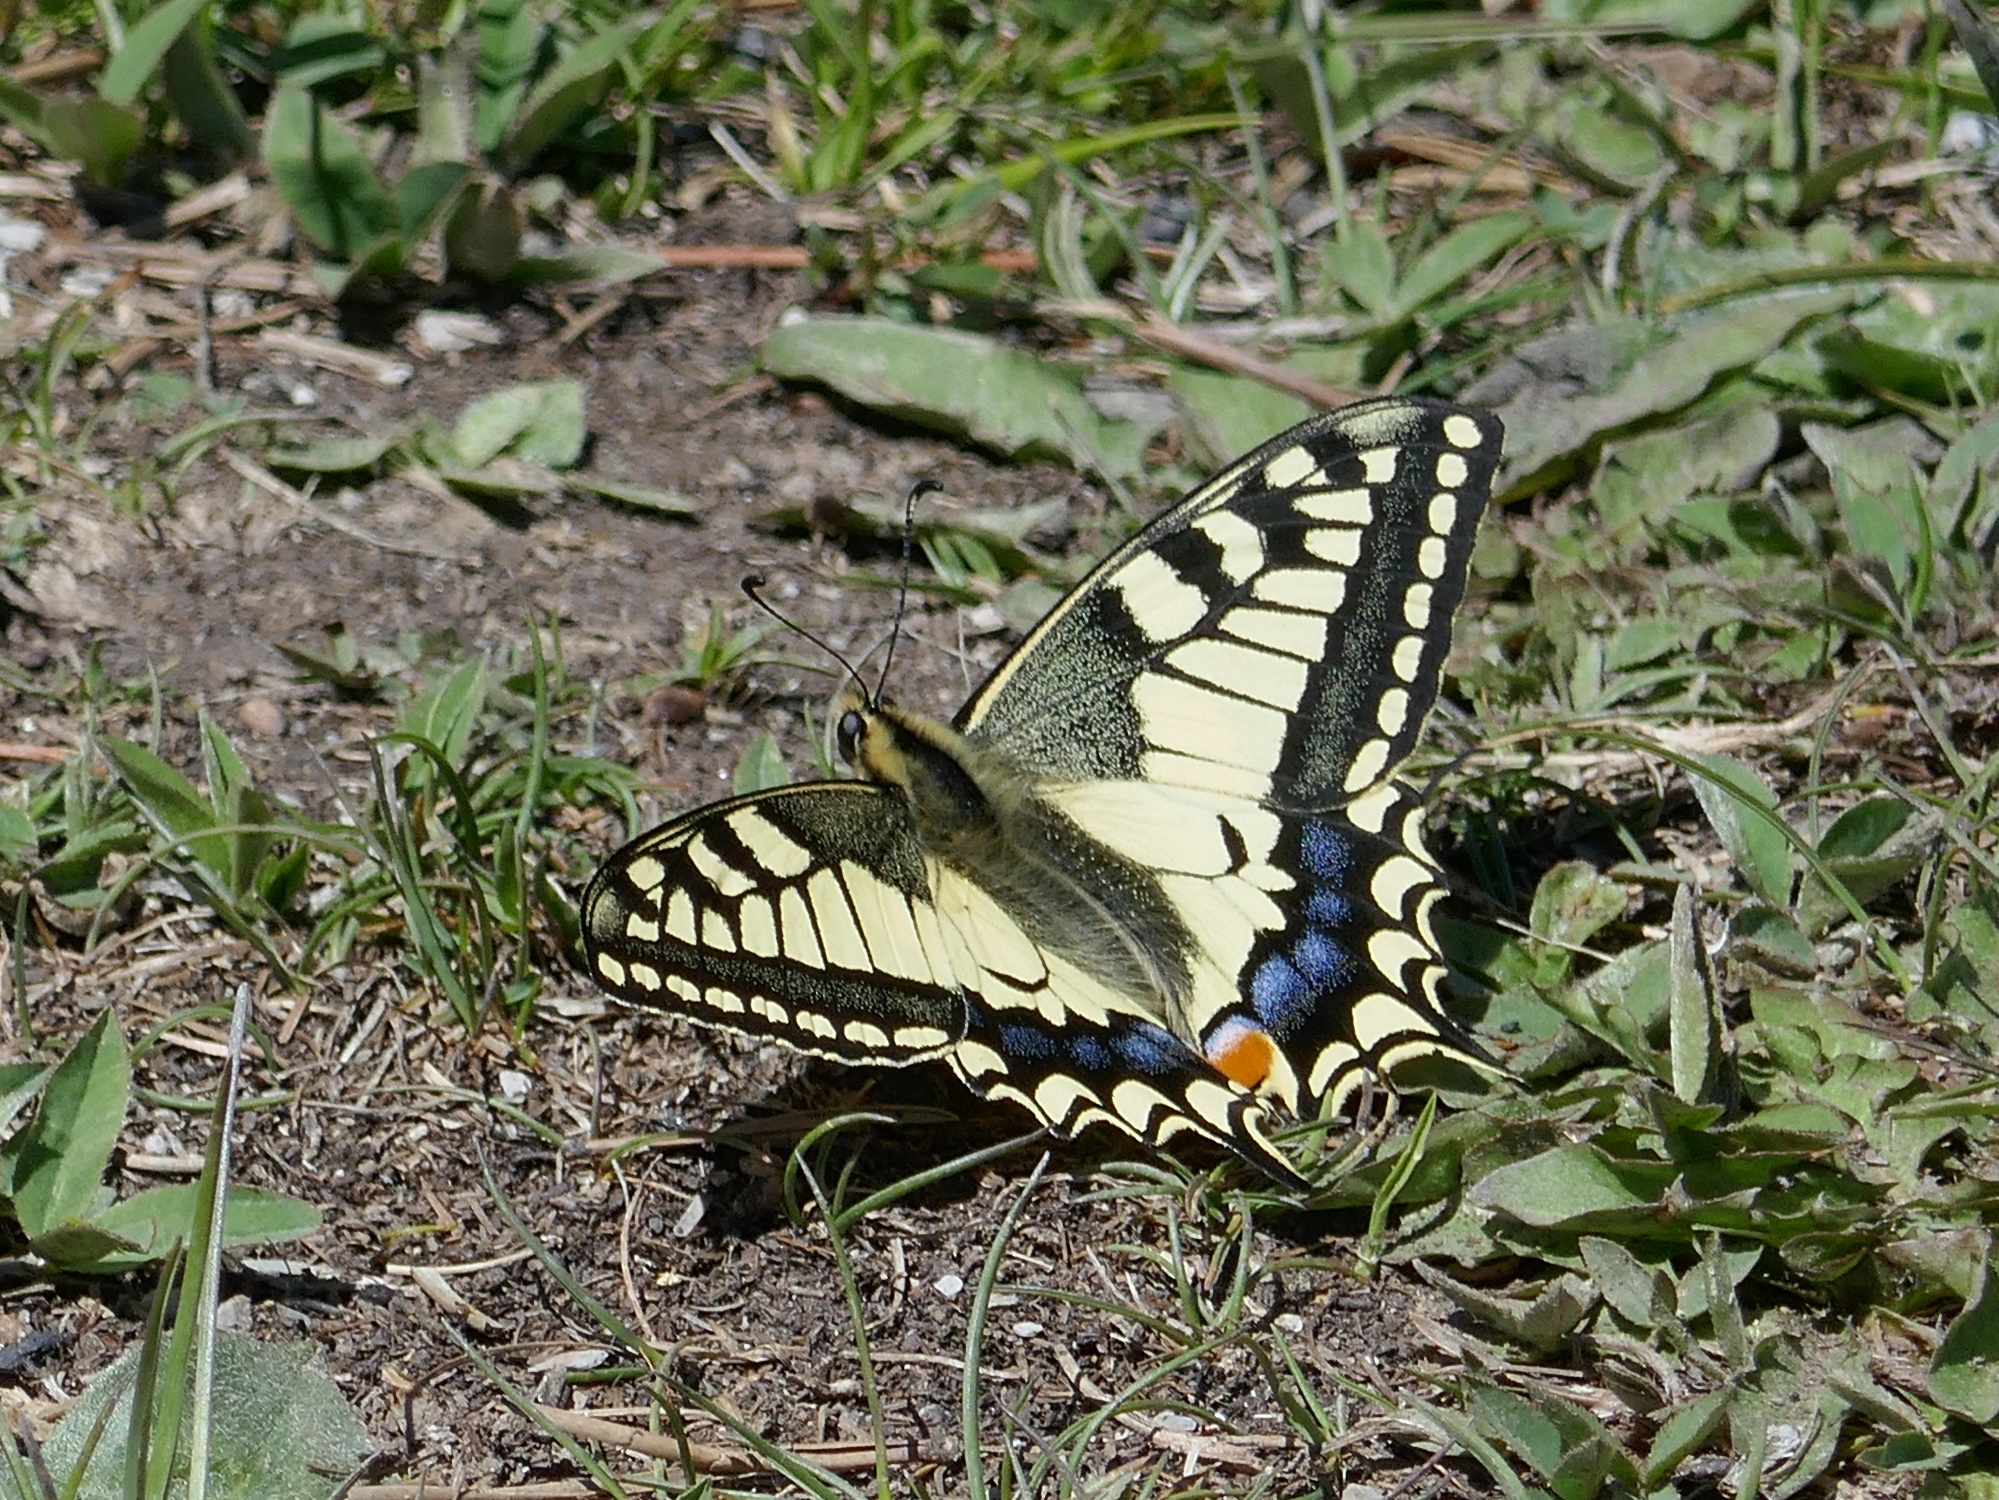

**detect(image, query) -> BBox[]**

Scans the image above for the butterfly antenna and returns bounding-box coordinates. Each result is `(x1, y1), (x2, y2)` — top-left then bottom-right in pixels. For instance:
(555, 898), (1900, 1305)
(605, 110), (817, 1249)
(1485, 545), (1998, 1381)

(875, 478), (940, 700)
(740, 574), (869, 698)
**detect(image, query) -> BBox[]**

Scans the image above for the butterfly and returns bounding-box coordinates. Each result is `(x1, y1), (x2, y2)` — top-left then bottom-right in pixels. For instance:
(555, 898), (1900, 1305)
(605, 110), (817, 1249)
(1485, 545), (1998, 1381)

(582, 397), (1503, 1188)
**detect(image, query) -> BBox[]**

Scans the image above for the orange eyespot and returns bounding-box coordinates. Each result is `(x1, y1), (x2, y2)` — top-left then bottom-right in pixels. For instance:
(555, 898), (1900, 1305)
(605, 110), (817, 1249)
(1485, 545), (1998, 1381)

(1206, 1020), (1276, 1090)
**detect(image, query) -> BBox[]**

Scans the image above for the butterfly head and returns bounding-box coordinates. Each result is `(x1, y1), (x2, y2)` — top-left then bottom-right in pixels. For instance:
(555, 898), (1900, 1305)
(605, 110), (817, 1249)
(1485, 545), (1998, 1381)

(830, 680), (890, 776)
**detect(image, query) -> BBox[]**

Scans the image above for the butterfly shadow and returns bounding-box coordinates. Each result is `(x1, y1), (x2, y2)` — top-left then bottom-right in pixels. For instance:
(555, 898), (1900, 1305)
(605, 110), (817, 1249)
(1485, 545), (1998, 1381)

(673, 1057), (1434, 1244)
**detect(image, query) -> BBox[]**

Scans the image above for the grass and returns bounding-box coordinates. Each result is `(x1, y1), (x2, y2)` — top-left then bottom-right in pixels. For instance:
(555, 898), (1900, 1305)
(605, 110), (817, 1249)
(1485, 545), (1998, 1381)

(3, 0), (1999, 1495)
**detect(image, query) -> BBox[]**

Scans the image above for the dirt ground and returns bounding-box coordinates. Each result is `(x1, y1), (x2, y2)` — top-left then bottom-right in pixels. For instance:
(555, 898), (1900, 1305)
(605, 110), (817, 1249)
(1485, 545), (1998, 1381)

(0, 193), (1493, 1496)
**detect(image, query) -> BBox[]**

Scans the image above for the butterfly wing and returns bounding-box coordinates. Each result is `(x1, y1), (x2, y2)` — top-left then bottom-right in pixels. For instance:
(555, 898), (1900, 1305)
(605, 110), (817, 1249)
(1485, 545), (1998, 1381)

(582, 784), (963, 1063)
(958, 398), (1503, 1119)
(582, 781), (1307, 1185)
(959, 398), (1499, 801)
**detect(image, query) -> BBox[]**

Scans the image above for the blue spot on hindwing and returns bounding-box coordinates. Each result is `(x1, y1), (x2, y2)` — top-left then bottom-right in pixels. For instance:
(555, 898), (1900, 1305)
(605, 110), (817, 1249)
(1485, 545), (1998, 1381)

(1251, 954), (1310, 1030)
(991, 1009), (1188, 1081)
(1248, 817), (1367, 1038)
(1300, 820), (1352, 881)
(1306, 887), (1351, 926)
(1107, 1021), (1193, 1077)
(996, 1021), (1056, 1061)
(1294, 930), (1352, 987)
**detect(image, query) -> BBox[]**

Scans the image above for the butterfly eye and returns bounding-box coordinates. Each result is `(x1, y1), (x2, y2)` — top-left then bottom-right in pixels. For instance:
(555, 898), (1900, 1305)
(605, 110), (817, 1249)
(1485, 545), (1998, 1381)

(836, 710), (865, 764)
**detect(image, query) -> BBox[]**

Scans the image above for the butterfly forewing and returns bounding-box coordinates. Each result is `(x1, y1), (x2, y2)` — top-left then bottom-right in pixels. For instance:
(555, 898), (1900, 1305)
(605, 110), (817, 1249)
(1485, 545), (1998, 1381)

(957, 399), (1499, 808)
(582, 785), (965, 1063)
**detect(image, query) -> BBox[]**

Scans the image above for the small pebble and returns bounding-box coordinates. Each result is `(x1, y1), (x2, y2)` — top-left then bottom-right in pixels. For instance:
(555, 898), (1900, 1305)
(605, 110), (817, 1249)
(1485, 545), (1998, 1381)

(645, 684), (706, 726)
(237, 697), (285, 738)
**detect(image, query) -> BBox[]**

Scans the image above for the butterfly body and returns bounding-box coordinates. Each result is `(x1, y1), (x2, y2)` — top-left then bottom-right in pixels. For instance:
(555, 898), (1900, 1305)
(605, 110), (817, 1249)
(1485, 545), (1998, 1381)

(583, 398), (1504, 1186)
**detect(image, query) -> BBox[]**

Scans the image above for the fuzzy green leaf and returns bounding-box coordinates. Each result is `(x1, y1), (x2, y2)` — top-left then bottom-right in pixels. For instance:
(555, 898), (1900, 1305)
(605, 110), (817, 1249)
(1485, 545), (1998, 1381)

(1688, 753), (1791, 907)
(3, 1013), (128, 1239)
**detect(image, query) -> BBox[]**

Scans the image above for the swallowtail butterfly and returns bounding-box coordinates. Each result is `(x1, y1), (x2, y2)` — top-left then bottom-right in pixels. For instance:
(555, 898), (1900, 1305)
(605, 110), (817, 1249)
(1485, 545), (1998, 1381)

(583, 397), (1502, 1187)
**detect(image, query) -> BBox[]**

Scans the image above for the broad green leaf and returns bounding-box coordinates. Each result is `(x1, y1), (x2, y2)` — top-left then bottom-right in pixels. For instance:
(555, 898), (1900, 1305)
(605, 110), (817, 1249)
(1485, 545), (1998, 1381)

(1687, 754), (1791, 907)
(508, 245), (667, 286)
(452, 380), (585, 468)
(161, 18), (256, 164)
(41, 97), (143, 188)
(500, 14), (652, 171)
(1932, 1251), (1999, 1424)
(413, 47), (475, 166)
(1594, 404), (1781, 543)
(0, 802), (34, 861)
(510, 380), (586, 467)
(202, 712), (276, 900)
(1733, 905), (1816, 975)
(474, 0), (539, 156)
(1931, 405), (1999, 544)
(0, 1063), (49, 1141)
(1578, 1236), (1675, 1330)
(310, 231), (407, 300)
(1878, 1226), (1991, 1303)
(764, 315), (1155, 479)
(1470, 1143), (1673, 1228)
(1799, 802), (1933, 935)
(1168, 368), (1311, 473)
(1817, 797), (1913, 860)
(1805, 418), (1935, 597)
(100, 734), (232, 884)
(1544, 90), (1667, 190)
(450, 382), (531, 467)
(269, 11), (387, 91)
(1328, 217), (1397, 317)
(396, 160), (472, 241)
(1602, 616), (1684, 671)
(442, 177), (523, 283)
(6, 1336), (370, 1500)
(1565, 936), (1672, 1063)
(1644, 1389), (1730, 1487)
(82, 1184), (322, 1272)
(97, 0), (205, 105)
(1395, 212), (1534, 313)
(264, 85), (399, 258)
(1421, 1265), (1595, 1352)
(0, 75), (52, 149)
(400, 659), (487, 769)
(1465, 1378), (1637, 1496)
(1530, 862), (1629, 963)
(1485, 291), (1850, 494)
(267, 432), (401, 474)
(1818, 283), (1999, 405)
(3, 1013), (128, 1239)
(27, 1219), (139, 1269)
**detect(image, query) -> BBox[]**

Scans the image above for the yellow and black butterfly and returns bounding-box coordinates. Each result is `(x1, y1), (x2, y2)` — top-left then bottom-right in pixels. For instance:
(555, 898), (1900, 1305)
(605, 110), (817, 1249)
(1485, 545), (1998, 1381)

(582, 397), (1503, 1188)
